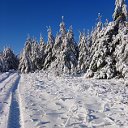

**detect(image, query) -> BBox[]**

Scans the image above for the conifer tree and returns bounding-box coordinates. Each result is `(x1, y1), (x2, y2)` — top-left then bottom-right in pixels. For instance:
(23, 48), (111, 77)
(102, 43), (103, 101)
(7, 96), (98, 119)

(78, 31), (89, 73)
(43, 26), (55, 69)
(0, 48), (18, 72)
(0, 53), (7, 72)
(3, 48), (19, 71)
(38, 34), (46, 69)
(85, 13), (117, 79)
(85, 0), (128, 79)
(113, 0), (128, 21)
(19, 37), (34, 73)
(49, 17), (78, 75)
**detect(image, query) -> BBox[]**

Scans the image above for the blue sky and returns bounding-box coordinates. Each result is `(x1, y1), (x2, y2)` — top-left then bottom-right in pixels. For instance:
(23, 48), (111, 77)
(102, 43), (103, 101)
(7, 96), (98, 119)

(0, 0), (126, 54)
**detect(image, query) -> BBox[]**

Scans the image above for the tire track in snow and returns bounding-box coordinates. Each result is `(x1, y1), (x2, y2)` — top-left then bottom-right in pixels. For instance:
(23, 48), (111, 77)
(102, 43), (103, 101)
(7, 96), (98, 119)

(0, 73), (16, 92)
(0, 72), (11, 84)
(0, 73), (18, 112)
(7, 76), (21, 128)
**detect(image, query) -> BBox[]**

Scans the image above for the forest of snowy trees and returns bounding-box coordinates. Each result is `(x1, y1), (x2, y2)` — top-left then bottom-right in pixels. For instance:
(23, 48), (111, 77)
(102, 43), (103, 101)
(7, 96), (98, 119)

(0, 0), (128, 79)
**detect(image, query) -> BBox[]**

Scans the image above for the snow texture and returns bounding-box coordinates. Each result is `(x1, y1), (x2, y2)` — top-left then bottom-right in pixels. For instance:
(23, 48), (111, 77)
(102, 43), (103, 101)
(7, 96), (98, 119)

(18, 72), (128, 128)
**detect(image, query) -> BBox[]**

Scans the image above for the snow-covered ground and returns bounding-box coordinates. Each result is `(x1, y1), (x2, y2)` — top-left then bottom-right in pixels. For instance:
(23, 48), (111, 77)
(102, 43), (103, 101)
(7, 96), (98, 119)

(0, 71), (128, 128)
(0, 72), (20, 128)
(18, 72), (128, 128)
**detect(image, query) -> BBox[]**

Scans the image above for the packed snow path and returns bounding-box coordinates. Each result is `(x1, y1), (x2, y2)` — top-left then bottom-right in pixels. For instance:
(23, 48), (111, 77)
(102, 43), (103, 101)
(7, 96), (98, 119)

(0, 72), (11, 84)
(19, 71), (128, 128)
(0, 73), (20, 128)
(7, 76), (21, 128)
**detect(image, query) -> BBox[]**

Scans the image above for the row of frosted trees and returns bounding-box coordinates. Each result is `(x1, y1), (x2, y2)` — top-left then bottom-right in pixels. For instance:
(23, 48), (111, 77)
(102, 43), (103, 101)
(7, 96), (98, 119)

(0, 0), (128, 79)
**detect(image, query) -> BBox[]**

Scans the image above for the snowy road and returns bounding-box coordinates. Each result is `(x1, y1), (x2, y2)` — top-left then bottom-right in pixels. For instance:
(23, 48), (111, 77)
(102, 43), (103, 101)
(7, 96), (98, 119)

(0, 73), (20, 128)
(7, 76), (21, 128)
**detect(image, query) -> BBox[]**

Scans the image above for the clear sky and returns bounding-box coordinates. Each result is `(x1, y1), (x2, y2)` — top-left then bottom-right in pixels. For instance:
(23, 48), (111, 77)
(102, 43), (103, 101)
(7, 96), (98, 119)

(0, 0), (127, 54)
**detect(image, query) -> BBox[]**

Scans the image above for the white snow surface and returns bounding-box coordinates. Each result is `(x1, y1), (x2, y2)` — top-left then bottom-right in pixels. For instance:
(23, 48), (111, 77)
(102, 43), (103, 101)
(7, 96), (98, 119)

(18, 71), (128, 128)
(0, 72), (19, 128)
(0, 71), (128, 128)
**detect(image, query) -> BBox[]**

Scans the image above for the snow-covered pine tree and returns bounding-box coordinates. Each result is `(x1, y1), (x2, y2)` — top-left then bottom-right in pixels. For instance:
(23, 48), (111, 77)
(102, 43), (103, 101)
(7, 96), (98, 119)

(49, 17), (67, 74)
(85, 13), (117, 79)
(38, 34), (46, 69)
(113, 0), (128, 22)
(43, 26), (55, 69)
(39, 34), (46, 50)
(0, 53), (7, 72)
(0, 48), (18, 72)
(19, 36), (41, 73)
(19, 35), (46, 73)
(49, 33), (64, 75)
(60, 16), (67, 40)
(78, 31), (89, 73)
(87, 29), (92, 47)
(19, 36), (34, 73)
(114, 24), (128, 78)
(62, 25), (79, 74)
(30, 38), (41, 70)
(85, 0), (128, 79)
(113, 0), (128, 78)
(48, 17), (78, 75)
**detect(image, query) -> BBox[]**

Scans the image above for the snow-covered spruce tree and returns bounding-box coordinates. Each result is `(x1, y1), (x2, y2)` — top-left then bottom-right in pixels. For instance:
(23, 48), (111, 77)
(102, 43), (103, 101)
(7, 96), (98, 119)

(49, 17), (67, 74)
(19, 37), (34, 73)
(85, 0), (128, 79)
(114, 24), (128, 78)
(59, 16), (67, 40)
(113, 0), (128, 79)
(52, 17), (67, 59)
(85, 13), (117, 79)
(113, 0), (128, 22)
(87, 29), (92, 47)
(49, 17), (79, 75)
(43, 26), (55, 69)
(31, 38), (42, 70)
(38, 34), (46, 69)
(0, 48), (18, 72)
(62, 26), (79, 74)
(49, 34), (65, 75)
(0, 53), (7, 72)
(77, 31), (89, 73)
(19, 36), (42, 73)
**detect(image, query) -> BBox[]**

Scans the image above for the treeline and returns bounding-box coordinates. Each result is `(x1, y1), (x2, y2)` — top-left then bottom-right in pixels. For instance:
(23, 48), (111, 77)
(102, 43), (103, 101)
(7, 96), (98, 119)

(0, 0), (128, 79)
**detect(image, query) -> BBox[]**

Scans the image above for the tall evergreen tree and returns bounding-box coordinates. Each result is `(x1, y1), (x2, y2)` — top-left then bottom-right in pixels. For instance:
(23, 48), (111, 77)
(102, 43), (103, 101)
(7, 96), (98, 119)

(0, 48), (18, 72)
(49, 17), (79, 75)
(85, 13), (117, 79)
(38, 34), (46, 69)
(43, 26), (55, 69)
(78, 31), (89, 73)
(3, 48), (19, 70)
(113, 0), (128, 21)
(19, 37), (34, 73)
(85, 0), (128, 79)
